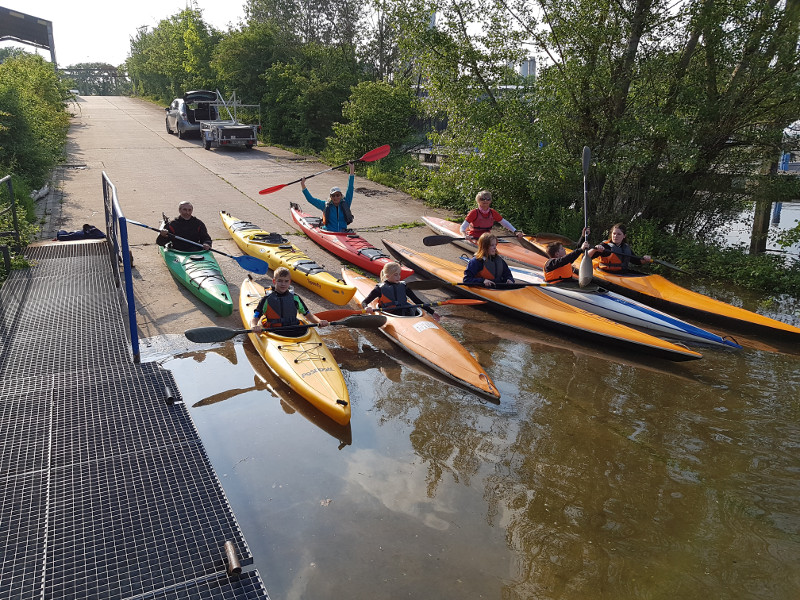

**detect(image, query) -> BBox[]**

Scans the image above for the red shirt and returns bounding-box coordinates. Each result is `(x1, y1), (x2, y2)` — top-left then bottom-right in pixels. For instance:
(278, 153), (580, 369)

(465, 208), (503, 236)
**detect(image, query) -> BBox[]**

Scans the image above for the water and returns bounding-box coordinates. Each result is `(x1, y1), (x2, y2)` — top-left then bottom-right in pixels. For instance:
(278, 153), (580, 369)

(723, 201), (800, 257)
(159, 300), (800, 600)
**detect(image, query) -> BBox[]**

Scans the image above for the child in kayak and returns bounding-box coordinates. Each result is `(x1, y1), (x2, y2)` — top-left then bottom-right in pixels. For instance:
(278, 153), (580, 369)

(459, 190), (524, 241)
(361, 262), (440, 321)
(543, 228), (591, 283)
(157, 201), (212, 251)
(300, 161), (355, 232)
(590, 223), (652, 273)
(463, 233), (516, 287)
(250, 267), (329, 334)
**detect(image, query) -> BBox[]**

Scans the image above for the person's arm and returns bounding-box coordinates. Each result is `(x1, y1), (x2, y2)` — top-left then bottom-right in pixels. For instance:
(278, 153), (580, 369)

(459, 220), (470, 235)
(301, 181), (326, 211)
(296, 295), (329, 326)
(343, 162), (355, 208)
(498, 218), (523, 238)
(250, 296), (267, 331)
(197, 219), (212, 249)
(499, 259), (514, 283)
(463, 258), (489, 286)
(360, 286), (381, 312)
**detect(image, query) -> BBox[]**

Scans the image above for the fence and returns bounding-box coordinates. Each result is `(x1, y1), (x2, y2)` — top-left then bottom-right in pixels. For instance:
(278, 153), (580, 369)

(101, 172), (140, 362)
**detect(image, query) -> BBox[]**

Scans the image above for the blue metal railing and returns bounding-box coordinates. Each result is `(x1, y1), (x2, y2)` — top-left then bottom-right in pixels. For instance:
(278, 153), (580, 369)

(101, 172), (140, 363)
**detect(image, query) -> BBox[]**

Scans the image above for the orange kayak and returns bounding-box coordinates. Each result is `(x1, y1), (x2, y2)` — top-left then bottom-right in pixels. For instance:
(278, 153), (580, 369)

(383, 241), (702, 362)
(575, 254), (800, 339)
(342, 267), (500, 399)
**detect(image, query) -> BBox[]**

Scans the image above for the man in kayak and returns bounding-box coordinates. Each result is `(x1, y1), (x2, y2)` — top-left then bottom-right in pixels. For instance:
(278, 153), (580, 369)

(361, 262), (441, 321)
(250, 267), (329, 335)
(543, 228), (591, 283)
(300, 161), (355, 232)
(591, 223), (652, 273)
(463, 233), (516, 287)
(459, 190), (525, 241)
(157, 201), (212, 251)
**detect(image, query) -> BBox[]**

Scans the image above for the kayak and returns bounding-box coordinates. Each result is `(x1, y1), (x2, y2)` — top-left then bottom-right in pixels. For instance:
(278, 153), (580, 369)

(575, 253), (800, 339)
(506, 264), (741, 349)
(220, 211), (356, 305)
(422, 215), (548, 269)
(383, 240), (702, 362)
(239, 276), (351, 425)
(291, 203), (414, 279)
(342, 267), (501, 400)
(158, 236), (233, 317)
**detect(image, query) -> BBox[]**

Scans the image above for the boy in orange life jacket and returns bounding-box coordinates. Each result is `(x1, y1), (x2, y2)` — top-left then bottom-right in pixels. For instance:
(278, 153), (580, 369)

(459, 190), (524, 241)
(361, 262), (441, 321)
(250, 267), (329, 333)
(543, 227), (591, 283)
(300, 161), (355, 232)
(590, 223), (652, 273)
(463, 233), (515, 287)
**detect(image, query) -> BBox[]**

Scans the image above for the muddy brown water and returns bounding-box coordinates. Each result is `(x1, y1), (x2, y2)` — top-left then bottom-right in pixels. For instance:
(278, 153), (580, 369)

(157, 290), (800, 600)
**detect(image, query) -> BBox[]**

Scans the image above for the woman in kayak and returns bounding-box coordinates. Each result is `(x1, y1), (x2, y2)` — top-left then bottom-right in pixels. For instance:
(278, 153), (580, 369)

(300, 161), (355, 232)
(463, 233), (516, 288)
(459, 190), (525, 241)
(157, 201), (212, 251)
(543, 228), (591, 283)
(250, 267), (329, 335)
(362, 262), (440, 321)
(591, 223), (652, 273)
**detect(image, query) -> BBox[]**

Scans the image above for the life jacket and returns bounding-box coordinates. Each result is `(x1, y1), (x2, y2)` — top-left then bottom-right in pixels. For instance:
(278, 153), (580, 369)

(378, 282), (416, 316)
(598, 241), (628, 272)
(476, 256), (503, 281)
(260, 290), (300, 328)
(544, 261), (574, 283)
(322, 201), (354, 227)
(466, 208), (501, 236)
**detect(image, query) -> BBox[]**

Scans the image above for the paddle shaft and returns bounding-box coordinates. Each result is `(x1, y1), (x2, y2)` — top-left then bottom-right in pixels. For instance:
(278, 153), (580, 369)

(185, 314), (386, 343)
(316, 298), (485, 321)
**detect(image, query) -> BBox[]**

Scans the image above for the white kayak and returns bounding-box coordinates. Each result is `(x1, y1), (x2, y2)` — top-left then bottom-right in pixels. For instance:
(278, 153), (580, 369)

(508, 264), (741, 349)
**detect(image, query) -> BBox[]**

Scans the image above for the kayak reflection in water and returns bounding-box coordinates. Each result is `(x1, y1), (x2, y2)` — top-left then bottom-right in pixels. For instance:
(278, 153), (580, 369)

(591, 223), (652, 273)
(463, 233), (515, 288)
(362, 262), (440, 321)
(250, 266), (329, 336)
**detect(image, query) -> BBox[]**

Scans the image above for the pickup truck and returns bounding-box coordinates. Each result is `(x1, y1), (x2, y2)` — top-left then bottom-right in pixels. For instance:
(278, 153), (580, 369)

(199, 90), (261, 151)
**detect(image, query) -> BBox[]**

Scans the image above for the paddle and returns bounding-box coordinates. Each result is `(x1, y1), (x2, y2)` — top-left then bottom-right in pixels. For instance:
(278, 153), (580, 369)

(258, 145), (391, 195)
(315, 298), (487, 321)
(597, 249), (688, 274)
(184, 314), (388, 343)
(423, 233), (561, 250)
(578, 146), (594, 287)
(405, 279), (447, 290)
(127, 219), (270, 275)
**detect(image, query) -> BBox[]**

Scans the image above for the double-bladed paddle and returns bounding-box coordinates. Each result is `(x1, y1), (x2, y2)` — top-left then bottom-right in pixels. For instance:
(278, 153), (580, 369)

(185, 314), (388, 343)
(127, 219), (270, 275)
(315, 298), (486, 322)
(597, 249), (688, 274)
(258, 145), (391, 195)
(578, 146), (594, 287)
(422, 234), (548, 253)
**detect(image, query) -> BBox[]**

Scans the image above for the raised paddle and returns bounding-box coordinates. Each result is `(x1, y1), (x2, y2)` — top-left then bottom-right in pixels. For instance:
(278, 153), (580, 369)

(578, 146), (593, 287)
(127, 219), (270, 275)
(258, 145), (391, 195)
(315, 298), (487, 321)
(184, 314), (388, 343)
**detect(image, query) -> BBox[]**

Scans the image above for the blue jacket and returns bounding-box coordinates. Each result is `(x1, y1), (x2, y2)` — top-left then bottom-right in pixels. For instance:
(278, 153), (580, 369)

(302, 175), (355, 232)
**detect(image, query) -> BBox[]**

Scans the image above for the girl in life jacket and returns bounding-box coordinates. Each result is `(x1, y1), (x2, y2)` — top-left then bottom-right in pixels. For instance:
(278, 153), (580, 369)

(459, 190), (524, 240)
(300, 161), (355, 232)
(250, 267), (329, 335)
(543, 238), (591, 283)
(361, 262), (441, 321)
(463, 233), (515, 288)
(591, 223), (652, 273)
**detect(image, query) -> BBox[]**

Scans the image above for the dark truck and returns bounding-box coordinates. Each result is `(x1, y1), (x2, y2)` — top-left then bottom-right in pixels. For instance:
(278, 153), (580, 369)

(199, 90), (261, 151)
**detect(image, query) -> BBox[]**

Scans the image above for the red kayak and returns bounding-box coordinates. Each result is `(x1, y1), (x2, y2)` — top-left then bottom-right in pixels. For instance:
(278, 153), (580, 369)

(291, 203), (414, 279)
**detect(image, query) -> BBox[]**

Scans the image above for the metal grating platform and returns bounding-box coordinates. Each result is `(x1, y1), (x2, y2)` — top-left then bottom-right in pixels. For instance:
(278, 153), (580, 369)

(0, 241), (270, 599)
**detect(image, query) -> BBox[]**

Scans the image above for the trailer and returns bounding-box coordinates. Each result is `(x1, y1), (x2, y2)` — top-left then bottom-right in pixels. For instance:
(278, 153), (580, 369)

(199, 90), (261, 151)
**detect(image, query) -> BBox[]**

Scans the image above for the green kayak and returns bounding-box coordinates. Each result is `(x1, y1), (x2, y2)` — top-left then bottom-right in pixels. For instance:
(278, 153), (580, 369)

(159, 245), (234, 316)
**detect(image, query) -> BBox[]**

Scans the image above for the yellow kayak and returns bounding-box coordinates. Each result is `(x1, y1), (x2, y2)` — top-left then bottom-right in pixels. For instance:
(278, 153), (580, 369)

(239, 276), (351, 425)
(221, 211), (356, 305)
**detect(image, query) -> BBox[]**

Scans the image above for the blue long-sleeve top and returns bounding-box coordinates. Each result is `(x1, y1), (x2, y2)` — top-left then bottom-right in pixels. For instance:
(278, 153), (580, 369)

(301, 174), (355, 232)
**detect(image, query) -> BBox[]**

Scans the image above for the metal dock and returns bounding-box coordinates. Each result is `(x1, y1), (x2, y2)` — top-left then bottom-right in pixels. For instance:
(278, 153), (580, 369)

(0, 241), (270, 599)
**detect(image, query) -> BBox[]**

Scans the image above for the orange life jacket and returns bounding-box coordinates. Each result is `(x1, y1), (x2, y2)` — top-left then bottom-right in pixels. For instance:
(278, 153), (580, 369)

(598, 241), (626, 272)
(544, 262), (574, 283)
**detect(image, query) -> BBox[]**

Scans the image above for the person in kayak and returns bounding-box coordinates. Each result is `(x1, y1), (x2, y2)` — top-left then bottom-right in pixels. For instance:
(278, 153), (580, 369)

(250, 267), (329, 335)
(300, 161), (355, 232)
(157, 201), (212, 251)
(463, 233), (516, 287)
(590, 223), (652, 273)
(543, 228), (591, 283)
(459, 190), (525, 241)
(361, 262), (441, 321)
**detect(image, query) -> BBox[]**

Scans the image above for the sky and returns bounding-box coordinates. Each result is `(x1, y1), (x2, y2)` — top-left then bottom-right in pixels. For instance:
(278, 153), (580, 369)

(1, 0), (246, 67)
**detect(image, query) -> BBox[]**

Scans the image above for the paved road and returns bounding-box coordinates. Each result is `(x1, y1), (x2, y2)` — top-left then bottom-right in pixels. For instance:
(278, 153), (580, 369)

(43, 95), (457, 358)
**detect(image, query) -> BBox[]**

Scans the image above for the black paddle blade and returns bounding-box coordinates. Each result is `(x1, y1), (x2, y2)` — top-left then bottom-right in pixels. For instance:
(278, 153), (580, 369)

(405, 279), (446, 290)
(333, 315), (387, 328)
(185, 326), (252, 343)
(422, 235), (462, 247)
